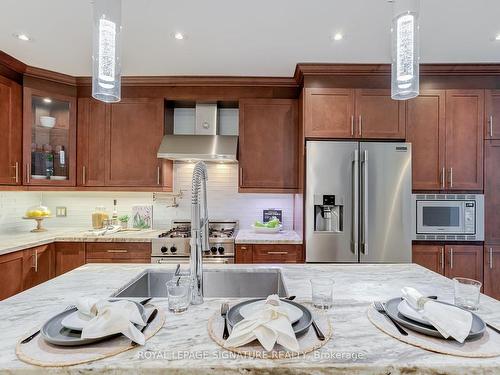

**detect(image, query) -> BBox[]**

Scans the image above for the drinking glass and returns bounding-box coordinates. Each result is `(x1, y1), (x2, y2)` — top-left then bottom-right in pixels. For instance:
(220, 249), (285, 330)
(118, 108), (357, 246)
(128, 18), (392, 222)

(310, 277), (334, 309)
(453, 277), (481, 311)
(166, 277), (191, 313)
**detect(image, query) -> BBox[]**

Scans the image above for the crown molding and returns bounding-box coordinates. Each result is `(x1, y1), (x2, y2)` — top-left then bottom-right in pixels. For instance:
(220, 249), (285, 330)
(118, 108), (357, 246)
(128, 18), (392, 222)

(24, 66), (77, 86)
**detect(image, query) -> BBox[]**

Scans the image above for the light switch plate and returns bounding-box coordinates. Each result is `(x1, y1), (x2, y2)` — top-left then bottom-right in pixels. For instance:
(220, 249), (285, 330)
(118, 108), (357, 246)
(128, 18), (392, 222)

(56, 207), (67, 217)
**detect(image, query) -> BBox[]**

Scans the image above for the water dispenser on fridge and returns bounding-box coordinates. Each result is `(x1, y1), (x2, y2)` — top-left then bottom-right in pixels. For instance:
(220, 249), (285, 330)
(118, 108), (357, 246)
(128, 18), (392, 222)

(314, 194), (343, 232)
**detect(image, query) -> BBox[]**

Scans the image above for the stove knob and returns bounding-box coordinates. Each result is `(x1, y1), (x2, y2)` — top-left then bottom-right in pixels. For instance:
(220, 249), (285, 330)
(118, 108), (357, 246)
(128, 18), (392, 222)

(204, 249), (211, 255)
(210, 246), (218, 254)
(218, 246), (225, 254)
(170, 246), (177, 253)
(160, 246), (168, 254)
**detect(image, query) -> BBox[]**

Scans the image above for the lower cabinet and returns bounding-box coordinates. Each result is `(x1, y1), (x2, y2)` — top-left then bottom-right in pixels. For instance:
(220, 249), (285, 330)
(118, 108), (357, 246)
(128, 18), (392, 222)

(23, 244), (55, 290)
(55, 242), (86, 276)
(484, 246), (500, 300)
(0, 250), (24, 300)
(235, 244), (303, 264)
(412, 244), (445, 275)
(85, 243), (151, 263)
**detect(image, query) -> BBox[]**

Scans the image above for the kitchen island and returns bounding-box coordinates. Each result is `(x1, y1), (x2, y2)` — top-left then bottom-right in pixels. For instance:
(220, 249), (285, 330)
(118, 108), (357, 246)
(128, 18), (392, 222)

(0, 263), (499, 374)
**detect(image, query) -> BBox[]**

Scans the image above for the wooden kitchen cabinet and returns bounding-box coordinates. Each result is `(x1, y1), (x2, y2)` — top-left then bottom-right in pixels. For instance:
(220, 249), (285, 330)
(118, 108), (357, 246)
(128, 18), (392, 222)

(85, 242), (151, 263)
(23, 244), (54, 290)
(0, 75), (22, 185)
(23, 87), (77, 186)
(55, 242), (86, 276)
(77, 97), (172, 189)
(412, 244), (445, 275)
(303, 88), (405, 139)
(484, 246), (500, 300)
(444, 90), (484, 190)
(444, 245), (483, 281)
(485, 90), (500, 139)
(252, 244), (303, 263)
(484, 140), (500, 244)
(0, 250), (24, 300)
(406, 91), (446, 190)
(235, 244), (254, 263)
(239, 99), (299, 192)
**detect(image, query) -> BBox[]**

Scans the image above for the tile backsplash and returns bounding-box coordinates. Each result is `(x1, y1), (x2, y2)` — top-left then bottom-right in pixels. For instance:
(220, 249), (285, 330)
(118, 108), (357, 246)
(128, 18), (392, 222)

(0, 163), (296, 234)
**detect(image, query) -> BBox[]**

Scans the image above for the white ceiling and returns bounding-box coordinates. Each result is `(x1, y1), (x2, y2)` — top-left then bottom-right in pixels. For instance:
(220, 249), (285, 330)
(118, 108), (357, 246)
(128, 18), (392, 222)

(0, 0), (499, 77)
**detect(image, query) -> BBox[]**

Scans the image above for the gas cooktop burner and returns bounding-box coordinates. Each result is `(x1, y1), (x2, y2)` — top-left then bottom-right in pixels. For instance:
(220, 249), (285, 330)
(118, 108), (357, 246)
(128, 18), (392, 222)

(158, 221), (237, 240)
(209, 228), (235, 238)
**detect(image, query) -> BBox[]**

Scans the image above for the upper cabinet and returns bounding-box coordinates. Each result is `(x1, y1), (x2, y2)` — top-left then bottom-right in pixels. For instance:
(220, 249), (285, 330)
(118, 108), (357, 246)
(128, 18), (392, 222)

(23, 87), (77, 186)
(407, 90), (484, 191)
(77, 97), (172, 189)
(485, 90), (500, 140)
(239, 98), (299, 192)
(0, 76), (22, 185)
(304, 88), (405, 139)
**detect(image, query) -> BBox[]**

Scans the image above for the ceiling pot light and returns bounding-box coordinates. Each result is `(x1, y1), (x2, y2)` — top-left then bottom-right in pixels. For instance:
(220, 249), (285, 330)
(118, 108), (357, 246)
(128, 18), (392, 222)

(13, 33), (31, 41)
(390, 0), (420, 100)
(174, 32), (184, 40)
(43, 97), (52, 103)
(332, 33), (343, 41)
(495, 34), (500, 41)
(92, 0), (122, 103)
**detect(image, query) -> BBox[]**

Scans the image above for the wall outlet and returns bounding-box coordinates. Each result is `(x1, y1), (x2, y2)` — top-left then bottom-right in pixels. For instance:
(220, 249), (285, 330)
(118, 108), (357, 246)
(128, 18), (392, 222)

(56, 207), (67, 217)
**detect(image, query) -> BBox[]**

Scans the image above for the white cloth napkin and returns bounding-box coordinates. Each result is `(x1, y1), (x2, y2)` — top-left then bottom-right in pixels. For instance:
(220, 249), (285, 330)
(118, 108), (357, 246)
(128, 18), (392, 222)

(76, 298), (147, 345)
(224, 295), (299, 352)
(401, 287), (473, 343)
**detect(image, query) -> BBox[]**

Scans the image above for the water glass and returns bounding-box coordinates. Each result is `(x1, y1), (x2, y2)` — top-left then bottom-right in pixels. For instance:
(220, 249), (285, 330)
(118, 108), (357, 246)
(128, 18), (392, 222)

(310, 277), (334, 309)
(453, 277), (481, 311)
(166, 277), (191, 313)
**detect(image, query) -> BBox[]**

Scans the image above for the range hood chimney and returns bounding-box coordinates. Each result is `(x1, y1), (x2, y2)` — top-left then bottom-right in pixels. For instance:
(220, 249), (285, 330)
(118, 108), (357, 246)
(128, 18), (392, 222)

(157, 103), (238, 162)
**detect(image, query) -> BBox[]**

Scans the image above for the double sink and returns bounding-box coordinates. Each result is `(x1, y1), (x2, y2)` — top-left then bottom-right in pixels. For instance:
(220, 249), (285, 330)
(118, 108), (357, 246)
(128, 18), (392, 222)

(113, 268), (288, 299)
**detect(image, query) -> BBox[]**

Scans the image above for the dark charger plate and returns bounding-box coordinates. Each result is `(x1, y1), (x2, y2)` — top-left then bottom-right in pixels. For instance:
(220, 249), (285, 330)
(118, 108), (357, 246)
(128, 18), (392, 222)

(384, 297), (486, 340)
(226, 298), (313, 338)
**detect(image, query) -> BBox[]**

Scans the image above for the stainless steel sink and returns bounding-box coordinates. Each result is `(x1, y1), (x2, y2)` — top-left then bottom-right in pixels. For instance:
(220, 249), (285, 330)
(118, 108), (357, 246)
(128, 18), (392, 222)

(112, 268), (288, 298)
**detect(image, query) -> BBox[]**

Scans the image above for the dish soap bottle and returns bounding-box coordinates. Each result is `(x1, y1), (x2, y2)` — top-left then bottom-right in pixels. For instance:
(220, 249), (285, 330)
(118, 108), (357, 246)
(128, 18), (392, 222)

(111, 199), (118, 225)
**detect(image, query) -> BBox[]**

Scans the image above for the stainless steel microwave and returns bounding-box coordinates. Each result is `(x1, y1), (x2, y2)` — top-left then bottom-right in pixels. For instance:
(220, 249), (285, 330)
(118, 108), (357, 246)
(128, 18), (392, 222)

(412, 194), (484, 241)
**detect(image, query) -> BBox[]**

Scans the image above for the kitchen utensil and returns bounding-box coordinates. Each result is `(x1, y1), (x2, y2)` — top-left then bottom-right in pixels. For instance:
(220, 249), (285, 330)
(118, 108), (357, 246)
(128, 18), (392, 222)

(373, 301), (408, 336)
(311, 319), (326, 341)
(286, 295), (296, 301)
(132, 308), (158, 347)
(453, 277), (482, 311)
(310, 277), (334, 309)
(384, 297), (485, 340)
(39, 116), (56, 128)
(226, 299), (313, 338)
(221, 303), (230, 340)
(239, 299), (303, 324)
(21, 305), (76, 344)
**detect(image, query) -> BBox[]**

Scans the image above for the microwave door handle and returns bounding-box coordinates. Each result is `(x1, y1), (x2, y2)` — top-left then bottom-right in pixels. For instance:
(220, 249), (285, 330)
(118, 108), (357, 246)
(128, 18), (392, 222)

(361, 150), (368, 255)
(352, 150), (359, 256)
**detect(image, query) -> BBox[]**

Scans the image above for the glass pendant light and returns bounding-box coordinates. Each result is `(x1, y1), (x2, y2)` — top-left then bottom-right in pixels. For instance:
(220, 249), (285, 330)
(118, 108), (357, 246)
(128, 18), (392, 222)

(391, 0), (420, 100)
(92, 0), (122, 103)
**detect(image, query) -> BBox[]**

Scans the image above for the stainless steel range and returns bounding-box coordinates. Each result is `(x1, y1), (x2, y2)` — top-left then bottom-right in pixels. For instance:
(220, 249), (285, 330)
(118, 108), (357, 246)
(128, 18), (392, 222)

(151, 220), (238, 264)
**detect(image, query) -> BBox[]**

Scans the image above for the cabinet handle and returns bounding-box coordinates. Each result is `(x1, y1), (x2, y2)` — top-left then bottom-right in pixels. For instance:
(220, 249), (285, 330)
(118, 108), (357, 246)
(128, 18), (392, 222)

(490, 248), (494, 269)
(157, 166), (161, 185)
(106, 249), (128, 253)
(11, 162), (19, 183)
(32, 249), (38, 272)
(239, 167), (243, 186)
(449, 168), (453, 188)
(267, 251), (288, 255)
(441, 248), (444, 272)
(82, 166), (86, 185)
(26, 164), (30, 184)
(441, 167), (445, 189)
(350, 115), (354, 136)
(358, 115), (362, 136)
(240, 246), (248, 250)
(490, 115), (494, 138)
(450, 248), (453, 269)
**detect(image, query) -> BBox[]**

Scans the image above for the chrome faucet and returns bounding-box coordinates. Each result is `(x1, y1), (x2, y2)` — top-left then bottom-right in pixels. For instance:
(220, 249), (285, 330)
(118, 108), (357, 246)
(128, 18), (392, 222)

(190, 161), (209, 305)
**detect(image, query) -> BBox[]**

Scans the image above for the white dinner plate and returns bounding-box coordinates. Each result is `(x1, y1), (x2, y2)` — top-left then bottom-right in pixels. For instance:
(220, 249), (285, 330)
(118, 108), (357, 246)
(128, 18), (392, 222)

(397, 300), (432, 325)
(60, 311), (94, 331)
(239, 299), (303, 324)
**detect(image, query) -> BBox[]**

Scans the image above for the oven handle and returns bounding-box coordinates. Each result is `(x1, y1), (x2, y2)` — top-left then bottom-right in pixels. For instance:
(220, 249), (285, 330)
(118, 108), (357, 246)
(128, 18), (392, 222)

(152, 257), (233, 264)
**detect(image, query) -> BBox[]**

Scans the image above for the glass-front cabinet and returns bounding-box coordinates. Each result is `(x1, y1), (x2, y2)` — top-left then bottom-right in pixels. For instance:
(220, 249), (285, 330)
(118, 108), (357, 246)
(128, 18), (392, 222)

(23, 88), (76, 186)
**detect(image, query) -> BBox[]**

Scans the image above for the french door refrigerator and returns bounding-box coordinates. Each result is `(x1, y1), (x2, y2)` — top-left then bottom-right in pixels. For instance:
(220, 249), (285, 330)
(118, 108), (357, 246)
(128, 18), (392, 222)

(305, 141), (412, 263)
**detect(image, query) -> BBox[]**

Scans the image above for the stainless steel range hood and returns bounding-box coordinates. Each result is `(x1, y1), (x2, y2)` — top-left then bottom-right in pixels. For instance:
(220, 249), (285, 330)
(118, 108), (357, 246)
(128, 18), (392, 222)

(157, 103), (238, 162)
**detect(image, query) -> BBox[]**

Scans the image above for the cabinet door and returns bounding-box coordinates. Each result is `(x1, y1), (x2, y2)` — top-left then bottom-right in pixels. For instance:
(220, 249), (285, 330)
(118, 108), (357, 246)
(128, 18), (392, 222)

(106, 99), (165, 187)
(85, 242), (150, 261)
(304, 88), (354, 138)
(444, 245), (483, 281)
(77, 98), (107, 186)
(23, 244), (54, 290)
(355, 89), (406, 139)
(484, 246), (500, 300)
(412, 244), (444, 275)
(0, 76), (22, 185)
(55, 242), (85, 276)
(239, 99), (298, 191)
(0, 251), (24, 300)
(235, 245), (253, 264)
(484, 140), (500, 244)
(252, 244), (302, 263)
(485, 90), (500, 140)
(406, 91), (446, 190)
(444, 90), (484, 190)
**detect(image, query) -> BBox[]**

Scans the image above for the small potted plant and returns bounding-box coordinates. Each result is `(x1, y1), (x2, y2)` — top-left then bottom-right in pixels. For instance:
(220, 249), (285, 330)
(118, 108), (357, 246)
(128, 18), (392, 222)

(118, 214), (130, 229)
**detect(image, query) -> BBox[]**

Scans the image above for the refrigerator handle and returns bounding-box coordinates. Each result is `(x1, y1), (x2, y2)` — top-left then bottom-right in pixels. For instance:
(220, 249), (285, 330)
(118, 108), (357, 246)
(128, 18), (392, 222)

(352, 150), (359, 255)
(361, 150), (368, 255)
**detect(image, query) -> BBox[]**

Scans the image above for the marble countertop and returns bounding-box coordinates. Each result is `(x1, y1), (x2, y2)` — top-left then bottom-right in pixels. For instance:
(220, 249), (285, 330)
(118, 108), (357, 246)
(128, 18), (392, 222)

(0, 228), (164, 256)
(235, 229), (302, 244)
(1, 263), (499, 374)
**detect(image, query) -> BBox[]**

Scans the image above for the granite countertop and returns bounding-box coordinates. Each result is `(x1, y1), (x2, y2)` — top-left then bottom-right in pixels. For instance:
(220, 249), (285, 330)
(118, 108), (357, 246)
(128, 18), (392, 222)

(1, 263), (499, 374)
(235, 229), (302, 244)
(0, 228), (164, 256)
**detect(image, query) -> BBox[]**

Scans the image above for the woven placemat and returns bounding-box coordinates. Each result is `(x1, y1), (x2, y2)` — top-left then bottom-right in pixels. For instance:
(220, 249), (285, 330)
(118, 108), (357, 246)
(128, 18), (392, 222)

(16, 305), (166, 367)
(367, 305), (500, 358)
(208, 302), (332, 359)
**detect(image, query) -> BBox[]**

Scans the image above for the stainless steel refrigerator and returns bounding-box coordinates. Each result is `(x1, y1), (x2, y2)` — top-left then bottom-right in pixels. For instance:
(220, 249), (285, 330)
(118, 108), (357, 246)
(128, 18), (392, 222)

(305, 141), (412, 263)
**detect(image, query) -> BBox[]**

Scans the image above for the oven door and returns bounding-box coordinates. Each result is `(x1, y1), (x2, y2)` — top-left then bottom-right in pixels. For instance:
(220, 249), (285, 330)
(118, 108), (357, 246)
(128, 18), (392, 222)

(151, 256), (234, 264)
(416, 200), (464, 234)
